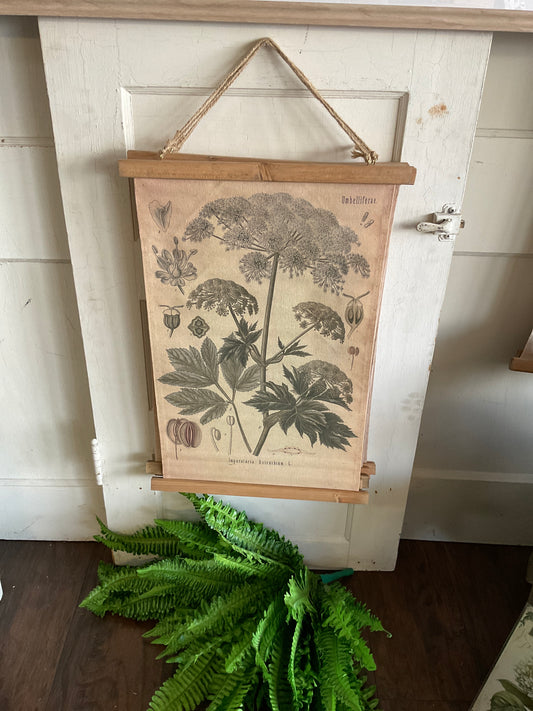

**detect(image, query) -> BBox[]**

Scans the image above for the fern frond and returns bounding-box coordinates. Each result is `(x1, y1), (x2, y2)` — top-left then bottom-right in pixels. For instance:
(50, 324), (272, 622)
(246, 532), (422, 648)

(162, 631), (231, 664)
(265, 622), (295, 711)
(80, 566), (153, 617)
(95, 517), (196, 558)
(103, 584), (188, 621)
(316, 626), (364, 711)
(224, 621), (256, 673)
(138, 557), (252, 600)
(143, 609), (193, 639)
(288, 617), (304, 698)
(213, 552), (291, 583)
(322, 582), (388, 635)
(207, 659), (257, 711)
(289, 622), (317, 710)
(186, 496), (303, 568)
(320, 582), (387, 671)
(96, 560), (119, 583)
(252, 593), (286, 675)
(147, 650), (220, 711)
(285, 568), (317, 620)
(155, 519), (226, 556)
(154, 581), (268, 661)
(183, 581), (271, 645)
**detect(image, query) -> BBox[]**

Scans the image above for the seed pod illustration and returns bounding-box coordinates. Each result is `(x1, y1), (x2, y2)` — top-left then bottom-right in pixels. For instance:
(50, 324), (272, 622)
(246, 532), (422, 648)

(160, 305), (184, 337)
(167, 418), (202, 459)
(343, 291), (370, 338)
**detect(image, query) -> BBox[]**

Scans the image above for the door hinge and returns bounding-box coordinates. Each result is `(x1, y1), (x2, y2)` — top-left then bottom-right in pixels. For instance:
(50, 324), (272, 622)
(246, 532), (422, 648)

(416, 204), (465, 242)
(91, 438), (104, 486)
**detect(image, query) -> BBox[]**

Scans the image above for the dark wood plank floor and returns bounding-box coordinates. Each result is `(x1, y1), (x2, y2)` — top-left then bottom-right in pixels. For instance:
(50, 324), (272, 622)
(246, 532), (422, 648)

(0, 539), (530, 711)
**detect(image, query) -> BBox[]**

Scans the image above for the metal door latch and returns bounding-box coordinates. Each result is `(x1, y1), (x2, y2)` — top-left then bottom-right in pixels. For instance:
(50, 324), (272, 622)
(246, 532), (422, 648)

(416, 204), (465, 242)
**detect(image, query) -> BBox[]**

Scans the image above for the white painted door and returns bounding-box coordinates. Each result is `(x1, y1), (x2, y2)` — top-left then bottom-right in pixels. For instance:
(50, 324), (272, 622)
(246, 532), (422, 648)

(39, 19), (491, 569)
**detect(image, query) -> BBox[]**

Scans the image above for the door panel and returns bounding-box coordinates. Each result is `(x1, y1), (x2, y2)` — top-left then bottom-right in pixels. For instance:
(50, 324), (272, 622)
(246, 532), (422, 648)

(39, 19), (491, 568)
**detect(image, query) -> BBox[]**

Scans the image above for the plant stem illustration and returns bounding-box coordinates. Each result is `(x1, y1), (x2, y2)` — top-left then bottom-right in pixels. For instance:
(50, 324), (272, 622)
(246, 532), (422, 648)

(158, 192), (372, 457)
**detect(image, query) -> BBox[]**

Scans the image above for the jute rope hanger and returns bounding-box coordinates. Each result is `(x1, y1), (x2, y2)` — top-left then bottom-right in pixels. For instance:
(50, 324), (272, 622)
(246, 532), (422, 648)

(160, 37), (379, 165)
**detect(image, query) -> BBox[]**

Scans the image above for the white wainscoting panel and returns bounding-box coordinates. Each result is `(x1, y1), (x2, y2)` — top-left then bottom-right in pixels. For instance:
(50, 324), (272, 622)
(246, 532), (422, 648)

(0, 146), (69, 260)
(403, 475), (533, 545)
(0, 16), (52, 137)
(1, 480), (104, 540)
(458, 137), (533, 255)
(413, 254), (533, 475)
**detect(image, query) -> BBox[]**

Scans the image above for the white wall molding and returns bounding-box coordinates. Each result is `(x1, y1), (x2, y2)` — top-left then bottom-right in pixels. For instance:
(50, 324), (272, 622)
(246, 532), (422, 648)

(1, 477), (96, 487)
(412, 467), (533, 486)
(0, 136), (54, 147)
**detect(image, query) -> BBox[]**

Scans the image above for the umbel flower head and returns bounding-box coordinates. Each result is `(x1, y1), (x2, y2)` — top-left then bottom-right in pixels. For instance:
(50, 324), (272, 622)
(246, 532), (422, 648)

(182, 192), (370, 294)
(187, 278), (258, 317)
(293, 301), (345, 343)
(296, 359), (354, 405)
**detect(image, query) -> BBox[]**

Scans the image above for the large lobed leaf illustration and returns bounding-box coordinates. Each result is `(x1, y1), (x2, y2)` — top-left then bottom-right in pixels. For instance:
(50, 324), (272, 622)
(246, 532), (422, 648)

(247, 381), (355, 450)
(160, 337), (219, 388)
(164, 389), (229, 425)
(221, 357), (261, 392)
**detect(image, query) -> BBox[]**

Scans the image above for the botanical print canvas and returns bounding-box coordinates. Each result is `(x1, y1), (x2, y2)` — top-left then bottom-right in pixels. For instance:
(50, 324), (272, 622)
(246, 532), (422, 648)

(470, 603), (533, 710)
(136, 178), (398, 493)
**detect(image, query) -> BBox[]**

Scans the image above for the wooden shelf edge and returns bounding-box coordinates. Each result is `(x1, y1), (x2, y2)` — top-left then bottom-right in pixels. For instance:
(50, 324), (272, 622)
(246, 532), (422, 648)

(119, 153), (416, 185)
(2, 2), (533, 33)
(510, 356), (533, 374)
(150, 475), (369, 504)
(146, 459), (375, 503)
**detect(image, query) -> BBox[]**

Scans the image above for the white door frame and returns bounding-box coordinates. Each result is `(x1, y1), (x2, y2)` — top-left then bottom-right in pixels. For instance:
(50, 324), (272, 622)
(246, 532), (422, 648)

(39, 18), (491, 568)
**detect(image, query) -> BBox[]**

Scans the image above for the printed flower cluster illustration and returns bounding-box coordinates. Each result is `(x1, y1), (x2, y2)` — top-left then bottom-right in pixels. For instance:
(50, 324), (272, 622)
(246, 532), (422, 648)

(155, 192), (371, 457)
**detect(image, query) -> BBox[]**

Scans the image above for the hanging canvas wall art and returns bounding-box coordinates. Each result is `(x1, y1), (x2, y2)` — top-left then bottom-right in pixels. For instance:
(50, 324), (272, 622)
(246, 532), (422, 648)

(120, 37), (415, 501)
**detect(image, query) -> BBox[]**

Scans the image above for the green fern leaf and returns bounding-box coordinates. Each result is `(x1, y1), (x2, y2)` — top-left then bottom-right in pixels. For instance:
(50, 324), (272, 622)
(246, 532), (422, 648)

(143, 610), (193, 639)
(224, 621), (255, 673)
(80, 566), (153, 617)
(155, 518), (227, 554)
(289, 623), (318, 710)
(155, 582), (269, 660)
(94, 517), (196, 558)
(138, 558), (251, 600)
(103, 584), (187, 621)
(96, 560), (118, 583)
(252, 593), (286, 675)
(288, 617), (304, 699)
(322, 582), (388, 635)
(162, 632), (230, 665)
(184, 581), (271, 644)
(207, 660), (257, 711)
(213, 552), (290, 583)
(147, 650), (220, 711)
(316, 626), (364, 711)
(265, 623), (296, 711)
(183, 495), (303, 568)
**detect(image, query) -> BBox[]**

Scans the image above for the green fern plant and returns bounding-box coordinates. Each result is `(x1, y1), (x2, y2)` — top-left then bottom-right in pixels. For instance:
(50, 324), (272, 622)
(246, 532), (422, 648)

(81, 494), (389, 711)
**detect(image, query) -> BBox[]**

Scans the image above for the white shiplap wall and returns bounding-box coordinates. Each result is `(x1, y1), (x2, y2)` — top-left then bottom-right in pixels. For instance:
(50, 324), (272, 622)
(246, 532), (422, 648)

(403, 33), (533, 545)
(0, 17), (105, 539)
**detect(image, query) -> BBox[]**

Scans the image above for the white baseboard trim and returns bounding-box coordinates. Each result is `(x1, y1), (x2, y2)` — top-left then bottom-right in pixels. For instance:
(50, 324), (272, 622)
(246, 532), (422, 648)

(0, 481), (105, 540)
